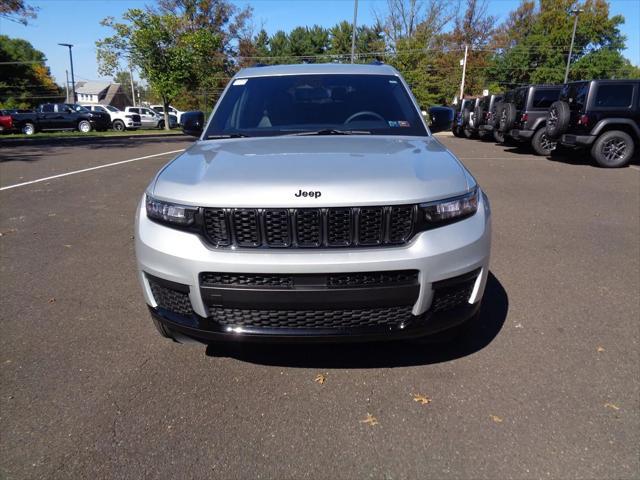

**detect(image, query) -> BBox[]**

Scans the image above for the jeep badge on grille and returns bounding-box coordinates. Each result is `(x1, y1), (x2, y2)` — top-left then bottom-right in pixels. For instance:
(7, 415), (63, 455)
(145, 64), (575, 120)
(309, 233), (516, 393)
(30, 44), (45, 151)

(294, 190), (322, 198)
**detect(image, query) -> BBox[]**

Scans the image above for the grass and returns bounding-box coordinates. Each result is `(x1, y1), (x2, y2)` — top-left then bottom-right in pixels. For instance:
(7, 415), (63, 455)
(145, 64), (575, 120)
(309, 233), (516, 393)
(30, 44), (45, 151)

(1, 128), (185, 140)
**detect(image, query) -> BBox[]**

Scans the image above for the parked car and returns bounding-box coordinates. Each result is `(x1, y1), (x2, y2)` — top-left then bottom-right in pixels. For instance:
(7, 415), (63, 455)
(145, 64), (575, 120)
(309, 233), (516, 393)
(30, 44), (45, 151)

(492, 90), (516, 143)
(505, 84), (562, 156)
(136, 63), (492, 345)
(0, 109), (14, 133)
(10, 103), (111, 135)
(452, 98), (477, 137)
(124, 106), (177, 129)
(476, 94), (503, 140)
(546, 79), (640, 167)
(150, 104), (184, 125)
(82, 104), (141, 131)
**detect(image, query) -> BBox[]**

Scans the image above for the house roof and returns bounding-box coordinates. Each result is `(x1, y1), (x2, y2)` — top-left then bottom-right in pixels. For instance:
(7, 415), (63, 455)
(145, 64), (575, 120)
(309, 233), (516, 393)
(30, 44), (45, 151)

(75, 81), (114, 95)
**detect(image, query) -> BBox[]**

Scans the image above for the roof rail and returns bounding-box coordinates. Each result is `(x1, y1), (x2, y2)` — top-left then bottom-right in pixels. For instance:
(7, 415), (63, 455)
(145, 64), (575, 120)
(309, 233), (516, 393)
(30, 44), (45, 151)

(369, 60), (384, 65)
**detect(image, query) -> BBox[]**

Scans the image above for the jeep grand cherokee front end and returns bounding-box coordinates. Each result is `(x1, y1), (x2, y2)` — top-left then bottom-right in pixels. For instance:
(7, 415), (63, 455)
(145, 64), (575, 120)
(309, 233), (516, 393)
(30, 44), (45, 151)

(135, 63), (491, 343)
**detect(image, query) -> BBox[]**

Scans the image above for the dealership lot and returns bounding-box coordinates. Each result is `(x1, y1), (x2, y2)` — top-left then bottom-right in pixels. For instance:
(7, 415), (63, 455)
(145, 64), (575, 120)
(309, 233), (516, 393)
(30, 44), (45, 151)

(0, 136), (638, 479)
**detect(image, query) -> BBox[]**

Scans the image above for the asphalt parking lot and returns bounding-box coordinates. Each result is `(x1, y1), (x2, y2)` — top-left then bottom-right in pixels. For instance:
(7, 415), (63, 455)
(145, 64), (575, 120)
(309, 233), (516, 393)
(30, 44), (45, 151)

(1, 134), (638, 479)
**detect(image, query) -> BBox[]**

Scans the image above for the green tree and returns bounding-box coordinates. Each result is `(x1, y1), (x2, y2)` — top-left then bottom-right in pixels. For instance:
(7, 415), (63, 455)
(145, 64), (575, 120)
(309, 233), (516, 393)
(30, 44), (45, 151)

(489, 0), (634, 86)
(0, 35), (62, 109)
(96, 9), (221, 129)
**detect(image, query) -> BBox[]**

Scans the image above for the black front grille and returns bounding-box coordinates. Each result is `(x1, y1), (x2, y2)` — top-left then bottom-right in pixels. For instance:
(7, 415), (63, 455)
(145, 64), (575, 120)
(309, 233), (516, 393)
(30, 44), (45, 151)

(327, 270), (418, 288)
(431, 275), (477, 313)
(149, 280), (194, 316)
(208, 305), (416, 329)
(200, 273), (293, 288)
(202, 206), (416, 249)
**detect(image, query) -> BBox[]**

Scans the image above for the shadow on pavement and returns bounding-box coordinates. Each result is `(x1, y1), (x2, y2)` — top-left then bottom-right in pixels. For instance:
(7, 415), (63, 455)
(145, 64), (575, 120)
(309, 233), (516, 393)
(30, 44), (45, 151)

(204, 272), (508, 368)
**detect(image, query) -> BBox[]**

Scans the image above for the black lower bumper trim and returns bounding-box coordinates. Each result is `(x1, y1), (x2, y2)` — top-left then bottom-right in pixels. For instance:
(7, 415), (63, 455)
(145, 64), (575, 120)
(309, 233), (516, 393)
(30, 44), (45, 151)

(560, 133), (595, 146)
(149, 301), (480, 344)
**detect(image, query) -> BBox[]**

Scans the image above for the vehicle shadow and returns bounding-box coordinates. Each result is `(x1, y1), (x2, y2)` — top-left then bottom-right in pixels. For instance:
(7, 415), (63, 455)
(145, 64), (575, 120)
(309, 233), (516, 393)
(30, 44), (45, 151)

(204, 272), (508, 368)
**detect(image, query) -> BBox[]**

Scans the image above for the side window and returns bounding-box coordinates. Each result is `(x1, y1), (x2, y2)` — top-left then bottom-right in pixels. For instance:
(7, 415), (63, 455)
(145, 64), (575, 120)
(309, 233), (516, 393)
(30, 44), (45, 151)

(129, 108), (139, 114)
(594, 84), (634, 108)
(532, 89), (560, 109)
(42, 104), (54, 112)
(142, 109), (153, 116)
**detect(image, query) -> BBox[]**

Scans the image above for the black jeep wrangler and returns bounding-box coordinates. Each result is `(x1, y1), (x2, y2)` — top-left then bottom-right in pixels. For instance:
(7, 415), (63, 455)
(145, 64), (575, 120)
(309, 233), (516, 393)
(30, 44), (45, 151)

(476, 93), (503, 140)
(452, 98), (478, 138)
(501, 84), (561, 155)
(546, 79), (639, 167)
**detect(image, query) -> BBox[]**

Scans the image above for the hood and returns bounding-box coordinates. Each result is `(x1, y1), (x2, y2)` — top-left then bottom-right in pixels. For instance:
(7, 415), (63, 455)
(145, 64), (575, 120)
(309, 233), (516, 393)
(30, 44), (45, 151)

(151, 136), (471, 207)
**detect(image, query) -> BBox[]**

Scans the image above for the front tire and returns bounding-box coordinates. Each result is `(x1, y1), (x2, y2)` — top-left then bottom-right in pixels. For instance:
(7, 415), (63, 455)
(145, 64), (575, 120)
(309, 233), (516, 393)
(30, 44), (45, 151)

(463, 127), (475, 139)
(158, 121), (165, 130)
(493, 129), (505, 143)
(22, 122), (35, 135)
(531, 128), (556, 156)
(112, 120), (125, 132)
(452, 126), (465, 138)
(591, 130), (635, 168)
(78, 120), (91, 133)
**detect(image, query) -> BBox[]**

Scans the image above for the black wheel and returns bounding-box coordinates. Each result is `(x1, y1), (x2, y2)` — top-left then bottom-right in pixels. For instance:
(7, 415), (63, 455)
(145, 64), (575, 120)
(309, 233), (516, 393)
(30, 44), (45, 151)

(112, 120), (125, 132)
(498, 103), (516, 133)
(158, 120), (165, 130)
(463, 127), (475, 139)
(531, 128), (557, 156)
(493, 129), (505, 143)
(151, 314), (176, 341)
(546, 101), (570, 139)
(22, 122), (35, 135)
(591, 130), (635, 168)
(452, 126), (465, 138)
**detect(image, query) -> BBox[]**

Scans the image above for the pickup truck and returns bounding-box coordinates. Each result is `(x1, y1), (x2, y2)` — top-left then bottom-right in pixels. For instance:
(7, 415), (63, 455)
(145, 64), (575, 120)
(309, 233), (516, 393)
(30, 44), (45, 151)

(10, 103), (112, 135)
(124, 106), (177, 129)
(82, 104), (141, 131)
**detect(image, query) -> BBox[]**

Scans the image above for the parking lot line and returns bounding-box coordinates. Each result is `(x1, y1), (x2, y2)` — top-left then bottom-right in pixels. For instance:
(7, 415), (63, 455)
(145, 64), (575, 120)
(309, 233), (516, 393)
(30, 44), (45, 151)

(0, 149), (185, 191)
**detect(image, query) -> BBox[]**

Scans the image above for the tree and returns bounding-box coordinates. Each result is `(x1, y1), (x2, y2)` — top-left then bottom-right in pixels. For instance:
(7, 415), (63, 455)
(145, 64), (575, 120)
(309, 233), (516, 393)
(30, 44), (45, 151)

(0, 0), (38, 25)
(0, 35), (61, 109)
(489, 0), (633, 86)
(97, 9), (222, 129)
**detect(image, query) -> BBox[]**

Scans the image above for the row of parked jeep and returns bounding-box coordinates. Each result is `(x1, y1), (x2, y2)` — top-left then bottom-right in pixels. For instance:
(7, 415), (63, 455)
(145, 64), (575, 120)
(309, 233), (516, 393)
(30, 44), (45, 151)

(451, 79), (640, 168)
(0, 103), (185, 135)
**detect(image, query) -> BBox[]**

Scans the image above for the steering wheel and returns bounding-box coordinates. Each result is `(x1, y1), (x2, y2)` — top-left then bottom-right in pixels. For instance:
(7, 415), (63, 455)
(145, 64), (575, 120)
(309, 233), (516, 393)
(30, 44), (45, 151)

(344, 111), (385, 124)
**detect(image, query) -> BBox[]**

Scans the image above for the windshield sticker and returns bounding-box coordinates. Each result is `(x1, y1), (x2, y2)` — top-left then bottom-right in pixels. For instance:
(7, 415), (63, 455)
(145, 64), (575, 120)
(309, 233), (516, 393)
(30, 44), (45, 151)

(388, 120), (399, 127)
(233, 78), (248, 86)
(389, 80), (398, 84)
(398, 120), (410, 127)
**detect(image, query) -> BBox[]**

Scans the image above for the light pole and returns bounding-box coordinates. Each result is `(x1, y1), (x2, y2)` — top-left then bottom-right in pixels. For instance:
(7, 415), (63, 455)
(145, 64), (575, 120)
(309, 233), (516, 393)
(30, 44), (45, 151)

(58, 43), (76, 103)
(564, 8), (583, 83)
(350, 0), (358, 63)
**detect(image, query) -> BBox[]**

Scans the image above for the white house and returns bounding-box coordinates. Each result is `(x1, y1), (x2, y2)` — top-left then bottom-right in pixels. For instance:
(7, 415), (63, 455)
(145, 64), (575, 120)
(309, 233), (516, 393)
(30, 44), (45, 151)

(74, 81), (132, 110)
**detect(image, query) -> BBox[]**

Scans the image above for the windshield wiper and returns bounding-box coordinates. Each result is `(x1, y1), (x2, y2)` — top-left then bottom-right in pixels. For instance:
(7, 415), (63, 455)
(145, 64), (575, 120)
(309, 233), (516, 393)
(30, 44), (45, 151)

(205, 133), (251, 139)
(283, 129), (371, 136)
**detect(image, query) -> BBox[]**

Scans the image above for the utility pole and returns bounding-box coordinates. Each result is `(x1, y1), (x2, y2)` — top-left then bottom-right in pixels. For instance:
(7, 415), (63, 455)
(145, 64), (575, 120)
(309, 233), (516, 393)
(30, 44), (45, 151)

(459, 44), (468, 100)
(58, 43), (76, 102)
(350, 0), (358, 63)
(65, 70), (70, 103)
(129, 64), (136, 106)
(564, 8), (583, 83)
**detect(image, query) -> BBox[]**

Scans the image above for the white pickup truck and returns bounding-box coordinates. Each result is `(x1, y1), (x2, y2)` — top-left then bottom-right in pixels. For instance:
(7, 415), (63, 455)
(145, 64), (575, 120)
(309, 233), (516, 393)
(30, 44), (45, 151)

(82, 104), (141, 131)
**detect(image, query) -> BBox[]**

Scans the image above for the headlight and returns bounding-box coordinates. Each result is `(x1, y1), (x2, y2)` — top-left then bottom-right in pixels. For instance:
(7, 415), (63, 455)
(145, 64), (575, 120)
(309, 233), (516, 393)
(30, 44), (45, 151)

(145, 194), (197, 226)
(420, 187), (479, 224)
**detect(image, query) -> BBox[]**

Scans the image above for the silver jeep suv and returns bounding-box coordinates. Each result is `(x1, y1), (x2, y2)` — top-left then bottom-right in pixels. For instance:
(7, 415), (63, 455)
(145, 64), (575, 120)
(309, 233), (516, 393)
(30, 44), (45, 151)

(135, 63), (491, 343)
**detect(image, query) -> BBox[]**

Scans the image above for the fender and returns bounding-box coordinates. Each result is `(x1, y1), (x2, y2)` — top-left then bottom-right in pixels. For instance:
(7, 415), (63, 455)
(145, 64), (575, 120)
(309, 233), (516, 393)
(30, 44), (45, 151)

(591, 118), (640, 139)
(530, 117), (546, 132)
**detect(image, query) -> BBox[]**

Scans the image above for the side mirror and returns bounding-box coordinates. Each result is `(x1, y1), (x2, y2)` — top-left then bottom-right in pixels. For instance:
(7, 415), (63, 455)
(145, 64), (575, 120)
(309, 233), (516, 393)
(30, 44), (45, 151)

(427, 106), (454, 133)
(181, 111), (205, 137)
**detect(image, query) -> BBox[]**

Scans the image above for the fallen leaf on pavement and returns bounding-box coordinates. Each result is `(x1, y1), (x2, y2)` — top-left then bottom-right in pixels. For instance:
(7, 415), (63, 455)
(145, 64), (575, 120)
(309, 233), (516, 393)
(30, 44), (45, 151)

(604, 403), (620, 411)
(489, 415), (503, 423)
(360, 413), (378, 426)
(314, 374), (326, 385)
(48, 297), (56, 304)
(413, 393), (432, 405)
(596, 346), (605, 353)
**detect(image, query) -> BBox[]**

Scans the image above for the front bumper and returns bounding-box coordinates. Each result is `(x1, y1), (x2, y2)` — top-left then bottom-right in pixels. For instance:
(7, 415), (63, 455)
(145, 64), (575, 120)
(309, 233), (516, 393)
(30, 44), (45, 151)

(559, 133), (595, 147)
(135, 193), (492, 343)
(509, 129), (534, 141)
(127, 120), (142, 128)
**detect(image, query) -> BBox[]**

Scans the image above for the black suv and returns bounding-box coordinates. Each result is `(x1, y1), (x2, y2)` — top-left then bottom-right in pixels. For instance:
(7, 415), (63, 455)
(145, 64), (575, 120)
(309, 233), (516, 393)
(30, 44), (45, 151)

(546, 79), (639, 167)
(500, 85), (561, 155)
(476, 94), (503, 140)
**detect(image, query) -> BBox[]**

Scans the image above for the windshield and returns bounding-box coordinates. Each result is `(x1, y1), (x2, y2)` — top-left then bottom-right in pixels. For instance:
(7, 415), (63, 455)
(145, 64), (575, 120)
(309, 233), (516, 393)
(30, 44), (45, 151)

(204, 74), (427, 137)
(106, 105), (120, 112)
